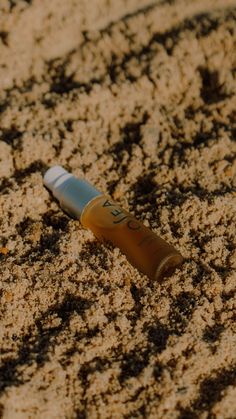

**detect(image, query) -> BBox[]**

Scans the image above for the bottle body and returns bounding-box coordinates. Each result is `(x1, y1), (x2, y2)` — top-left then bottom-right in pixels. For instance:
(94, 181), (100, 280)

(43, 165), (184, 281)
(81, 195), (183, 281)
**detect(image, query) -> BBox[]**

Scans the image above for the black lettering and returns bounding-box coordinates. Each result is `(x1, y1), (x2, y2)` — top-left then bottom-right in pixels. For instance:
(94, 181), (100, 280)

(127, 220), (141, 230)
(113, 216), (128, 224)
(103, 199), (113, 207)
(111, 208), (123, 217)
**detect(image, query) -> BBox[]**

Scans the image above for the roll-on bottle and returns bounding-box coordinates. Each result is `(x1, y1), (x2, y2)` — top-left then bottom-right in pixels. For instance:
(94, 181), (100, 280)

(43, 166), (183, 281)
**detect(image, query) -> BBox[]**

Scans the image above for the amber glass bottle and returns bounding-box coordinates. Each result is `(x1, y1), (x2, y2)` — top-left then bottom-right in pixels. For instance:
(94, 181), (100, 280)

(81, 196), (183, 280)
(44, 166), (183, 281)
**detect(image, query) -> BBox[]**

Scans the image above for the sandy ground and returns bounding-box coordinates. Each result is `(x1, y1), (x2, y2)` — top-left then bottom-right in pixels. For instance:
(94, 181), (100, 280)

(0, 0), (236, 418)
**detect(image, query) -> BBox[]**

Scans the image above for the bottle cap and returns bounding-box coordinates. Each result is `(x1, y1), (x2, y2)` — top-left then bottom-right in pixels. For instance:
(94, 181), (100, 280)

(43, 165), (102, 219)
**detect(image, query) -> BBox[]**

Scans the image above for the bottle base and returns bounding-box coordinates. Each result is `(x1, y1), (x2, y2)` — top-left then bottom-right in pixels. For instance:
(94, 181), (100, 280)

(154, 252), (184, 281)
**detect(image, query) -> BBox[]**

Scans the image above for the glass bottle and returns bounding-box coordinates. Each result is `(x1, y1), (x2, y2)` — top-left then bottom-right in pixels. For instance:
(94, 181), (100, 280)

(43, 166), (183, 281)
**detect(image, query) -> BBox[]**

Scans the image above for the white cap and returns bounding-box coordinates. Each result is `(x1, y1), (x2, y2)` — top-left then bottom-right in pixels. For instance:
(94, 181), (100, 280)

(43, 165), (102, 219)
(43, 165), (73, 190)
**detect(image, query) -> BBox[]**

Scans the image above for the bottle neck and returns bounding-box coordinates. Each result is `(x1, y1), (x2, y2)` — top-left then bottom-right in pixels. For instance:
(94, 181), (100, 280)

(57, 176), (102, 219)
(43, 166), (102, 219)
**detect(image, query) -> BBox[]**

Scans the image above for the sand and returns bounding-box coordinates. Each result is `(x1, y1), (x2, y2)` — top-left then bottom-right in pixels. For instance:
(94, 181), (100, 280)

(0, 0), (236, 418)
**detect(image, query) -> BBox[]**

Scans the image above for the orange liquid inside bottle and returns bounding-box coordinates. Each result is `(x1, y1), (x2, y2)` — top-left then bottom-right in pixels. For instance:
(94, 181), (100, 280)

(43, 166), (184, 281)
(81, 196), (183, 281)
